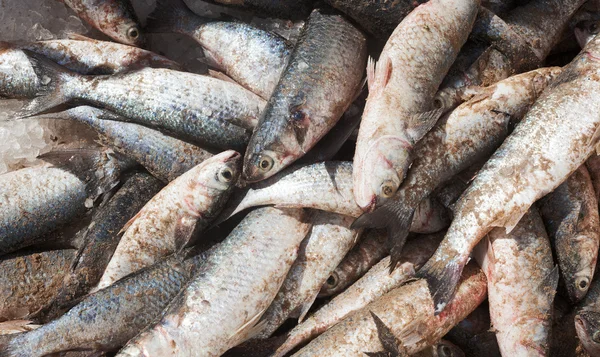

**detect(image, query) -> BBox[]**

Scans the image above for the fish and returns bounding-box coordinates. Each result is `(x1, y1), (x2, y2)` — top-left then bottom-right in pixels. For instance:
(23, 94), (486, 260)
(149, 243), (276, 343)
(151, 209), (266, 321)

(575, 20), (600, 48)
(242, 8), (367, 182)
(575, 277), (600, 356)
(444, 305), (502, 357)
(0, 249), (76, 322)
(147, 0), (291, 99)
(291, 262), (487, 356)
(95, 150), (241, 290)
(0, 148), (133, 257)
(204, 0), (315, 20)
(273, 232), (442, 357)
(412, 340), (465, 357)
(352, 0), (479, 212)
(27, 106), (215, 183)
(416, 35), (600, 314)
(17, 51), (265, 150)
(586, 154), (600, 202)
(0, 38), (181, 99)
(218, 161), (450, 232)
(60, 0), (144, 46)
(0, 252), (203, 356)
(353, 67), (561, 268)
(44, 171), (164, 319)
(323, 0), (427, 40)
(539, 165), (600, 303)
(318, 229), (389, 298)
(115, 207), (311, 357)
(474, 208), (558, 356)
(437, 0), (586, 108)
(256, 211), (360, 338)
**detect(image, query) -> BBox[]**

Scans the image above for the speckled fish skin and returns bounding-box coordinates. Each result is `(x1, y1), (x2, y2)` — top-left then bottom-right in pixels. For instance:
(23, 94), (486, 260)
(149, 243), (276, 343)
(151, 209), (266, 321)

(274, 233), (442, 357)
(0, 149), (131, 257)
(60, 0), (144, 46)
(0, 254), (198, 357)
(438, 0), (586, 108)
(575, 278), (600, 356)
(257, 211), (360, 338)
(115, 207), (311, 357)
(219, 161), (449, 232)
(34, 106), (215, 183)
(292, 263), (487, 357)
(323, 0), (427, 39)
(416, 36), (600, 314)
(539, 165), (600, 303)
(48, 172), (164, 316)
(319, 229), (389, 298)
(19, 53), (265, 150)
(586, 154), (600, 202)
(352, 0), (479, 212)
(95, 150), (241, 290)
(474, 208), (558, 356)
(147, 0), (291, 99)
(243, 8), (367, 182)
(0, 249), (76, 322)
(353, 67), (561, 269)
(0, 39), (181, 98)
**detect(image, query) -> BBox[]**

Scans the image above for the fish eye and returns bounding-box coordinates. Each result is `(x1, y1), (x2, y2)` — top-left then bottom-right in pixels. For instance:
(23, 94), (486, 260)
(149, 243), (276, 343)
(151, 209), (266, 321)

(218, 167), (234, 182)
(593, 330), (600, 343)
(577, 277), (590, 291)
(437, 344), (453, 357)
(290, 109), (306, 122)
(380, 181), (398, 198)
(326, 273), (338, 288)
(127, 26), (140, 40)
(257, 155), (274, 172)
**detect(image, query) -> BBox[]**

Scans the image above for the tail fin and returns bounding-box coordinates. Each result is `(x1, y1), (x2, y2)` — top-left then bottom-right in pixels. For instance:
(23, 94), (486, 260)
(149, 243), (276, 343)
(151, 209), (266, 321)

(16, 50), (76, 118)
(416, 255), (465, 315)
(146, 0), (203, 34)
(351, 200), (415, 272)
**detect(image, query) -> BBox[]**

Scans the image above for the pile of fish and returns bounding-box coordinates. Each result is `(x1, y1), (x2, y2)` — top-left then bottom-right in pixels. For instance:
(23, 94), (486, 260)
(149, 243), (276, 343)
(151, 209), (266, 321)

(3, 0), (600, 356)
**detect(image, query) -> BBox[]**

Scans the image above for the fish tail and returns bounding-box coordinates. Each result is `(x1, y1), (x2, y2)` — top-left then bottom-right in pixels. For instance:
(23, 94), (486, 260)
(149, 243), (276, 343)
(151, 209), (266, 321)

(146, 0), (203, 34)
(416, 253), (466, 315)
(16, 50), (75, 118)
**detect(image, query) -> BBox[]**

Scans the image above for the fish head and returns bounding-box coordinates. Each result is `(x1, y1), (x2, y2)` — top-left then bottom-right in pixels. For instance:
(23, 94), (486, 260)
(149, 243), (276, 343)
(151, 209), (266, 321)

(575, 20), (600, 49)
(433, 340), (465, 357)
(353, 136), (411, 211)
(575, 310), (600, 356)
(563, 234), (598, 303)
(97, 1), (145, 47)
(114, 20), (145, 47)
(183, 150), (241, 215)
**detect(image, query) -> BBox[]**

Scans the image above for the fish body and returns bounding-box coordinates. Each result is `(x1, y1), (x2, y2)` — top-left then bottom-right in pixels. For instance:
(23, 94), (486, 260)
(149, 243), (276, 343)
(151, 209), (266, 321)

(49, 172), (164, 315)
(586, 154), (600, 202)
(274, 233), (442, 357)
(474, 208), (558, 356)
(60, 0), (144, 46)
(0, 249), (76, 322)
(19, 53), (265, 150)
(0, 254), (197, 356)
(258, 211), (359, 338)
(0, 39), (180, 98)
(33, 106), (215, 183)
(115, 207), (311, 357)
(353, 67), (561, 266)
(318, 229), (389, 297)
(95, 151), (240, 290)
(539, 165), (600, 303)
(147, 0), (291, 99)
(243, 8), (367, 182)
(352, 0), (479, 212)
(575, 278), (600, 356)
(292, 263), (487, 356)
(417, 36), (600, 313)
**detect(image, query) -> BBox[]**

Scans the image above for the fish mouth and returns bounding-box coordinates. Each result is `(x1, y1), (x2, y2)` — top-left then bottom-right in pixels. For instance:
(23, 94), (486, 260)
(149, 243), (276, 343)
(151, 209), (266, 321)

(223, 151), (242, 162)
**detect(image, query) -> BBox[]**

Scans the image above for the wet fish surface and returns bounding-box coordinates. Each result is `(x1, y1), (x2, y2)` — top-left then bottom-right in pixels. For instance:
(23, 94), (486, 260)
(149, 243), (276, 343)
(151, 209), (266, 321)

(243, 8), (367, 182)
(96, 151), (240, 290)
(115, 207), (311, 357)
(147, 0), (291, 99)
(539, 165), (600, 303)
(417, 34), (600, 313)
(575, 277), (600, 356)
(19, 52), (265, 150)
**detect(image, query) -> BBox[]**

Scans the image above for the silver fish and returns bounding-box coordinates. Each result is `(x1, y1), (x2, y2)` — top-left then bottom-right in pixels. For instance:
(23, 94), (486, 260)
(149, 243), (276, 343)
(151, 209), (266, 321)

(115, 207), (311, 357)
(575, 277), (600, 356)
